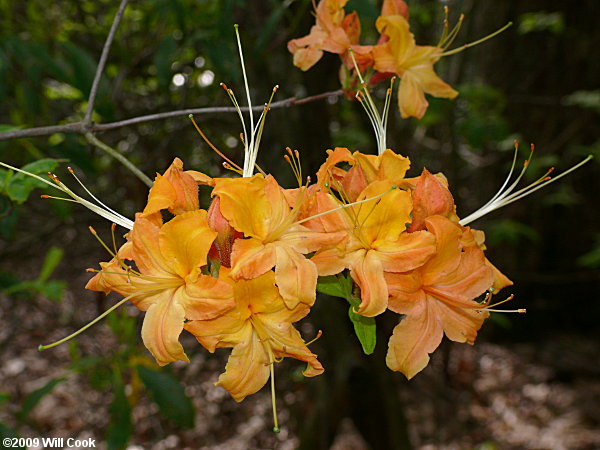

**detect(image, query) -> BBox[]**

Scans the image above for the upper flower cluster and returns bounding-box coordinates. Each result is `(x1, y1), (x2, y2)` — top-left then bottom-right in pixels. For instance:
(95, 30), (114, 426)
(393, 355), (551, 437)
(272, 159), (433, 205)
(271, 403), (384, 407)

(288, 0), (508, 119)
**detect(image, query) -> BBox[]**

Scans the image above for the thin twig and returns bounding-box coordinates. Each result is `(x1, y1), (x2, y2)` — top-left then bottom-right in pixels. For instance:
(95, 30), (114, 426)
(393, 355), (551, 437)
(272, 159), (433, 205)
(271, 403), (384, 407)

(0, 123), (85, 141)
(0, 90), (343, 140)
(85, 132), (153, 187)
(94, 89), (343, 130)
(84, 0), (129, 124)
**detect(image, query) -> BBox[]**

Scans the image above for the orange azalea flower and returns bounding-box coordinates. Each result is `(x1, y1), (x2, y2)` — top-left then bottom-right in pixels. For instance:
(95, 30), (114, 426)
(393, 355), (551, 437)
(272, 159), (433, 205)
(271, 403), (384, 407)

(372, 15), (457, 119)
(384, 215), (497, 379)
(184, 268), (323, 402)
(212, 174), (343, 309)
(309, 180), (436, 317)
(287, 0), (372, 72)
(142, 157), (211, 218)
(316, 147), (411, 201)
(87, 210), (234, 366)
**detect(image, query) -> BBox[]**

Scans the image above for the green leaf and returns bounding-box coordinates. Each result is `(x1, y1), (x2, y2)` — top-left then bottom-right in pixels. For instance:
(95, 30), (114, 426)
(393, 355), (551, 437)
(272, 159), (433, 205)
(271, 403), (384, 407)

(346, 294), (377, 355)
(17, 377), (66, 421)
(318, 274), (377, 354)
(37, 247), (64, 283)
(136, 366), (195, 428)
(38, 280), (67, 302)
(5, 159), (59, 204)
(106, 373), (132, 450)
(316, 275), (347, 298)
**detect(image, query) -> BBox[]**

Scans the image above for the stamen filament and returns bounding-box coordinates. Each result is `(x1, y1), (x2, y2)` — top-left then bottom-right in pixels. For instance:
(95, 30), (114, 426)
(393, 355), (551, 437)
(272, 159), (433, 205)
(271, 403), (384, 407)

(295, 186), (397, 226)
(0, 162), (133, 229)
(269, 352), (280, 433)
(438, 22), (513, 57)
(189, 114), (243, 171)
(38, 296), (131, 351)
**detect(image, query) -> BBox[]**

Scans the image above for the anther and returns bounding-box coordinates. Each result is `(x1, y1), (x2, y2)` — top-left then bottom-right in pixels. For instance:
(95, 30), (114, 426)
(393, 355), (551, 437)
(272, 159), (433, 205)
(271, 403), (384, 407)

(88, 226), (97, 235)
(219, 82), (228, 90)
(40, 195), (49, 199)
(273, 85), (279, 92)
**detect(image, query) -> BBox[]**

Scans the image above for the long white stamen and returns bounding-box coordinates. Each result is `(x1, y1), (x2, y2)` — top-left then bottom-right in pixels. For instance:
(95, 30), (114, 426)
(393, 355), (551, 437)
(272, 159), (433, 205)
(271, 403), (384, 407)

(0, 162), (133, 230)
(348, 49), (394, 155)
(460, 153), (593, 226)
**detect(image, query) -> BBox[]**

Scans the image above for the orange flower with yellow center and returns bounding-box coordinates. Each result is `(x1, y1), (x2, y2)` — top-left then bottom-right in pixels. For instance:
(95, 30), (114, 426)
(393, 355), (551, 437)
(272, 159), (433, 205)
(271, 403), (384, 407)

(212, 173), (344, 309)
(287, 0), (371, 72)
(185, 268), (323, 403)
(372, 14), (458, 119)
(87, 210), (234, 366)
(384, 215), (501, 379)
(309, 180), (436, 317)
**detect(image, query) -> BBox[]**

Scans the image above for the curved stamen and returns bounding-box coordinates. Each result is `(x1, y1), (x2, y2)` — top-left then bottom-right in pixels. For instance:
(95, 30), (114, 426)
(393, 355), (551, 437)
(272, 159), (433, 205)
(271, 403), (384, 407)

(0, 162), (133, 229)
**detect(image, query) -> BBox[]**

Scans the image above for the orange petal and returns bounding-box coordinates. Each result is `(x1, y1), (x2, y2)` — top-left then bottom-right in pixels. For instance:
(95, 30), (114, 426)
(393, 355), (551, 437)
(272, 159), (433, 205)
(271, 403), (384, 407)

(130, 213), (171, 276)
(215, 328), (271, 402)
(373, 229), (436, 273)
(159, 210), (216, 279)
(141, 291), (189, 366)
(397, 71), (429, 119)
(275, 246), (318, 308)
(181, 275), (235, 321)
(386, 271), (426, 314)
(311, 247), (348, 276)
(422, 215), (463, 279)
(407, 168), (456, 232)
(230, 238), (277, 280)
(143, 158), (199, 216)
(435, 297), (489, 345)
(381, 0), (409, 18)
(386, 297), (443, 379)
(316, 147), (354, 189)
(349, 249), (388, 317)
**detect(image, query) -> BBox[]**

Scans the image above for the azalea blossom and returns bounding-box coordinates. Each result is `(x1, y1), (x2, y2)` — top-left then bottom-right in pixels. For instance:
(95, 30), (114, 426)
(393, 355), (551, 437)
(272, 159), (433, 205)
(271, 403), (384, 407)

(212, 173), (344, 308)
(308, 178), (436, 317)
(287, 0), (372, 72)
(372, 15), (457, 119)
(385, 215), (505, 378)
(87, 209), (235, 366)
(185, 268), (323, 403)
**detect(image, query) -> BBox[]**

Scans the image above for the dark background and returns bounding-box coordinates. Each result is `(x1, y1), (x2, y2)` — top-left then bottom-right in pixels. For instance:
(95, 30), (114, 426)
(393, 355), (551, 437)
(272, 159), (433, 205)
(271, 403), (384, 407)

(1, 0), (598, 448)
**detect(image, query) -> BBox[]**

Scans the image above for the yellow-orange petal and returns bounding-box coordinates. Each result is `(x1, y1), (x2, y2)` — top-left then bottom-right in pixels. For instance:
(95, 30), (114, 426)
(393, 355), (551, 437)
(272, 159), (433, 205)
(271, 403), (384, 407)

(215, 328), (270, 402)
(274, 246), (318, 308)
(143, 158), (199, 216)
(373, 230), (436, 273)
(181, 275), (235, 321)
(229, 238), (277, 280)
(349, 249), (388, 317)
(386, 297), (443, 379)
(141, 291), (189, 366)
(159, 210), (216, 279)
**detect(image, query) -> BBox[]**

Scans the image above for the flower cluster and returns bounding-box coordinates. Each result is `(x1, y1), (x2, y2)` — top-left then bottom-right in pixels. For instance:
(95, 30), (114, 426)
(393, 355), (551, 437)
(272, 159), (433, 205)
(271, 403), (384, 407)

(288, 0), (509, 119)
(1, 0), (591, 433)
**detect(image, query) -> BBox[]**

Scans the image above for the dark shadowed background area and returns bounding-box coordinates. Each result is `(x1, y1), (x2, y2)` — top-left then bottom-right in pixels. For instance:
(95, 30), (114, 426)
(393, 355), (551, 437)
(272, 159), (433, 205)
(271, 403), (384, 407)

(1, 0), (598, 449)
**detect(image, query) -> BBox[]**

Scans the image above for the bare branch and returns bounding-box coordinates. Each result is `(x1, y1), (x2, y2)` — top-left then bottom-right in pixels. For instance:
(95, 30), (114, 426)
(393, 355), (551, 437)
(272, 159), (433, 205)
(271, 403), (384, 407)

(93, 90), (344, 131)
(0, 90), (344, 140)
(85, 132), (153, 187)
(0, 123), (85, 141)
(84, 0), (129, 124)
